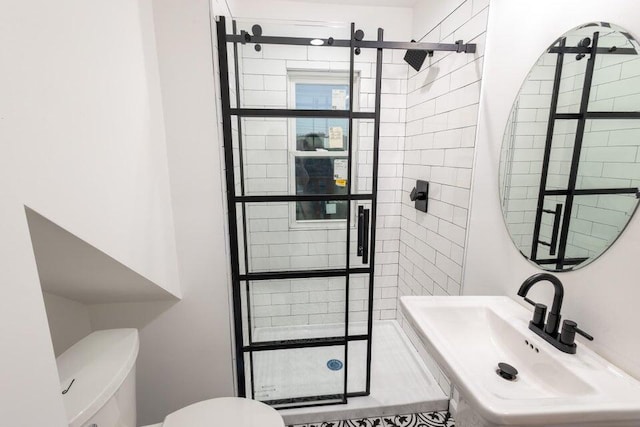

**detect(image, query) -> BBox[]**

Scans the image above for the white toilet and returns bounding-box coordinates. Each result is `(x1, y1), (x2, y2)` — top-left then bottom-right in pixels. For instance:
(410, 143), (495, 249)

(56, 329), (284, 427)
(142, 397), (285, 427)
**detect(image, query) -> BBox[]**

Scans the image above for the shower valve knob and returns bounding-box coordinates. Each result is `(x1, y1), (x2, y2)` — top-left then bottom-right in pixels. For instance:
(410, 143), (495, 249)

(410, 180), (429, 213)
(410, 188), (426, 201)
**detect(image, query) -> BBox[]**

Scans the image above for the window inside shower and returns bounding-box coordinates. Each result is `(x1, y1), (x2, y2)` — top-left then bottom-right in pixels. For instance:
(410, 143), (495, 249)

(288, 72), (359, 225)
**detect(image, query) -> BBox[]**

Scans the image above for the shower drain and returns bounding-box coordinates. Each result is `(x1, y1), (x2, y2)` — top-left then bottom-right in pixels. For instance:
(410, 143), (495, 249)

(327, 359), (343, 371)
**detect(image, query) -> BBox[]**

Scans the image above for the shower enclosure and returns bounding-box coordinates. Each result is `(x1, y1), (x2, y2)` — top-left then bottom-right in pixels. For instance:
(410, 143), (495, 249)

(215, 16), (475, 409)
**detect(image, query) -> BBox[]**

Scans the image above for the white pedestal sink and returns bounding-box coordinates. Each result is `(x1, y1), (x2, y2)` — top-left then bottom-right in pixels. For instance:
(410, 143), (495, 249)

(400, 296), (640, 427)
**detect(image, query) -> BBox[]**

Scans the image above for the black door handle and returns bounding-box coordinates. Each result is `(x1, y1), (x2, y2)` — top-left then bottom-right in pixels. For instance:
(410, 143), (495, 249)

(540, 203), (562, 255)
(357, 206), (370, 264)
(357, 206), (364, 257)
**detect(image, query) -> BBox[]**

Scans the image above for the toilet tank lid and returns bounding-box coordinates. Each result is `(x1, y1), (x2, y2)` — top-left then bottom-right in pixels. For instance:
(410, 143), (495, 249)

(56, 329), (139, 426)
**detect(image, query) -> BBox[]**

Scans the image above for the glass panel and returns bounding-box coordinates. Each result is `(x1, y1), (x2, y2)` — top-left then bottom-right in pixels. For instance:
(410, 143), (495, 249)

(239, 280), (250, 347)
(578, 120), (640, 189)
(231, 115), (243, 196)
(565, 193), (638, 264)
(247, 277), (346, 343)
(555, 33), (589, 114)
(295, 118), (349, 151)
(295, 81), (349, 111)
(353, 119), (375, 195)
(295, 155), (348, 221)
(546, 120), (577, 190)
(231, 17), (352, 111)
(248, 345), (346, 405)
(236, 203), (247, 275)
(237, 117), (289, 196)
(237, 116), (352, 197)
(348, 273), (370, 336)
(241, 201), (347, 272)
(243, 274), (369, 344)
(589, 30), (640, 112)
(347, 340), (367, 394)
(501, 119), (576, 199)
(225, 40), (239, 110)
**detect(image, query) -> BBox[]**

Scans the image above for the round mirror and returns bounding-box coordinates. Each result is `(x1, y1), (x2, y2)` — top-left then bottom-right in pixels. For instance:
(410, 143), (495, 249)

(500, 22), (640, 271)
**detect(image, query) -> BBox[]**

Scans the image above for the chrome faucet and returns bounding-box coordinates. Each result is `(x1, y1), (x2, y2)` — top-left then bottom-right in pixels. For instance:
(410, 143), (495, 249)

(517, 273), (593, 354)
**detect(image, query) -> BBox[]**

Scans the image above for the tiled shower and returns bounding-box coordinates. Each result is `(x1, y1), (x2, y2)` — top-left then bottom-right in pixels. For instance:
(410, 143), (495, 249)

(215, 0), (489, 418)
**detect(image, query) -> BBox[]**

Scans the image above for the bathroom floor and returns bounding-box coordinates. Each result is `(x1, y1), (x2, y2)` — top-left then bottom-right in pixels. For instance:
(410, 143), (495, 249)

(287, 410), (455, 426)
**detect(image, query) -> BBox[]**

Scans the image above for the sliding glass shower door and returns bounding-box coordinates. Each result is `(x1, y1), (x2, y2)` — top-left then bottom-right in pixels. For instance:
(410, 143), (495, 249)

(216, 17), (382, 408)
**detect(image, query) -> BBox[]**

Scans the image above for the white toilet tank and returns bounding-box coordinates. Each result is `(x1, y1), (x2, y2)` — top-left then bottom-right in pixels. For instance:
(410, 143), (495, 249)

(56, 329), (139, 427)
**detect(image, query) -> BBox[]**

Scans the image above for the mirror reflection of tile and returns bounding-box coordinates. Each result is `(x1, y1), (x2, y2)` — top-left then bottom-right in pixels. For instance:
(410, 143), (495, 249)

(499, 22), (640, 271)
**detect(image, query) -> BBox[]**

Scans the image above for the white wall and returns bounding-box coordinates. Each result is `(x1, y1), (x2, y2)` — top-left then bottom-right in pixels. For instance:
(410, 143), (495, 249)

(2, 0), (180, 298)
(465, 0), (640, 380)
(88, 1), (236, 425)
(412, 0), (468, 42)
(0, 0), (179, 425)
(231, 0), (413, 42)
(42, 293), (92, 357)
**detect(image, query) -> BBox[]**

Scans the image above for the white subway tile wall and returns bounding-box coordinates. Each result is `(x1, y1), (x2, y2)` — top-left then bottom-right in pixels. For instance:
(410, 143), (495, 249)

(501, 27), (640, 261)
(398, 0), (489, 301)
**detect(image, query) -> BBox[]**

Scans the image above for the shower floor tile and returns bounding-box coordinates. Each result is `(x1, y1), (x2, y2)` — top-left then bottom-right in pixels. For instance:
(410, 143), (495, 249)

(266, 320), (448, 425)
(287, 410), (455, 426)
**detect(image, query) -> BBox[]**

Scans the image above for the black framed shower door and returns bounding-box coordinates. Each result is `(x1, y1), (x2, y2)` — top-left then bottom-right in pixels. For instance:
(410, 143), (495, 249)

(216, 17), (382, 409)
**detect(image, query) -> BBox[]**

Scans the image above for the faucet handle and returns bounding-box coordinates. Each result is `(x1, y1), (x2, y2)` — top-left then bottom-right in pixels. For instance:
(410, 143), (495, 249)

(575, 324), (594, 341)
(532, 303), (547, 328)
(560, 320), (594, 346)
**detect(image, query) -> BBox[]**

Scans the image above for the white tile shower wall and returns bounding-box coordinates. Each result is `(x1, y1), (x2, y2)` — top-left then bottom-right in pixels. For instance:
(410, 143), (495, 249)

(398, 0), (489, 301)
(233, 41), (408, 327)
(501, 27), (640, 260)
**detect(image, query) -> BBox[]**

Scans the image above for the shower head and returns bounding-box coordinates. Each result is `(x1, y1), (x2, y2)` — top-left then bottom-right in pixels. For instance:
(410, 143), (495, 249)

(403, 40), (432, 72)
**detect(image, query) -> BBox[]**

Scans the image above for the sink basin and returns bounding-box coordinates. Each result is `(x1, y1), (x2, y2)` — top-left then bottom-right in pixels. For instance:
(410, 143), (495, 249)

(400, 296), (640, 426)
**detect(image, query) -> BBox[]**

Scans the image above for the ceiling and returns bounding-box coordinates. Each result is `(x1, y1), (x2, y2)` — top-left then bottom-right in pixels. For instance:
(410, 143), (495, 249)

(288, 0), (417, 7)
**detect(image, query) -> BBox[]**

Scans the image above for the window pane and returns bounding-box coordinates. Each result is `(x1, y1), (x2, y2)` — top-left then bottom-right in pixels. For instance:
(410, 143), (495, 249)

(296, 118), (349, 151)
(295, 156), (348, 221)
(295, 83), (349, 110)
(295, 83), (349, 151)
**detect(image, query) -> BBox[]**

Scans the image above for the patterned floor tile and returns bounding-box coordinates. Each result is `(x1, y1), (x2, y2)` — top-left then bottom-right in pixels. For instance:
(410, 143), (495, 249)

(288, 411), (454, 427)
